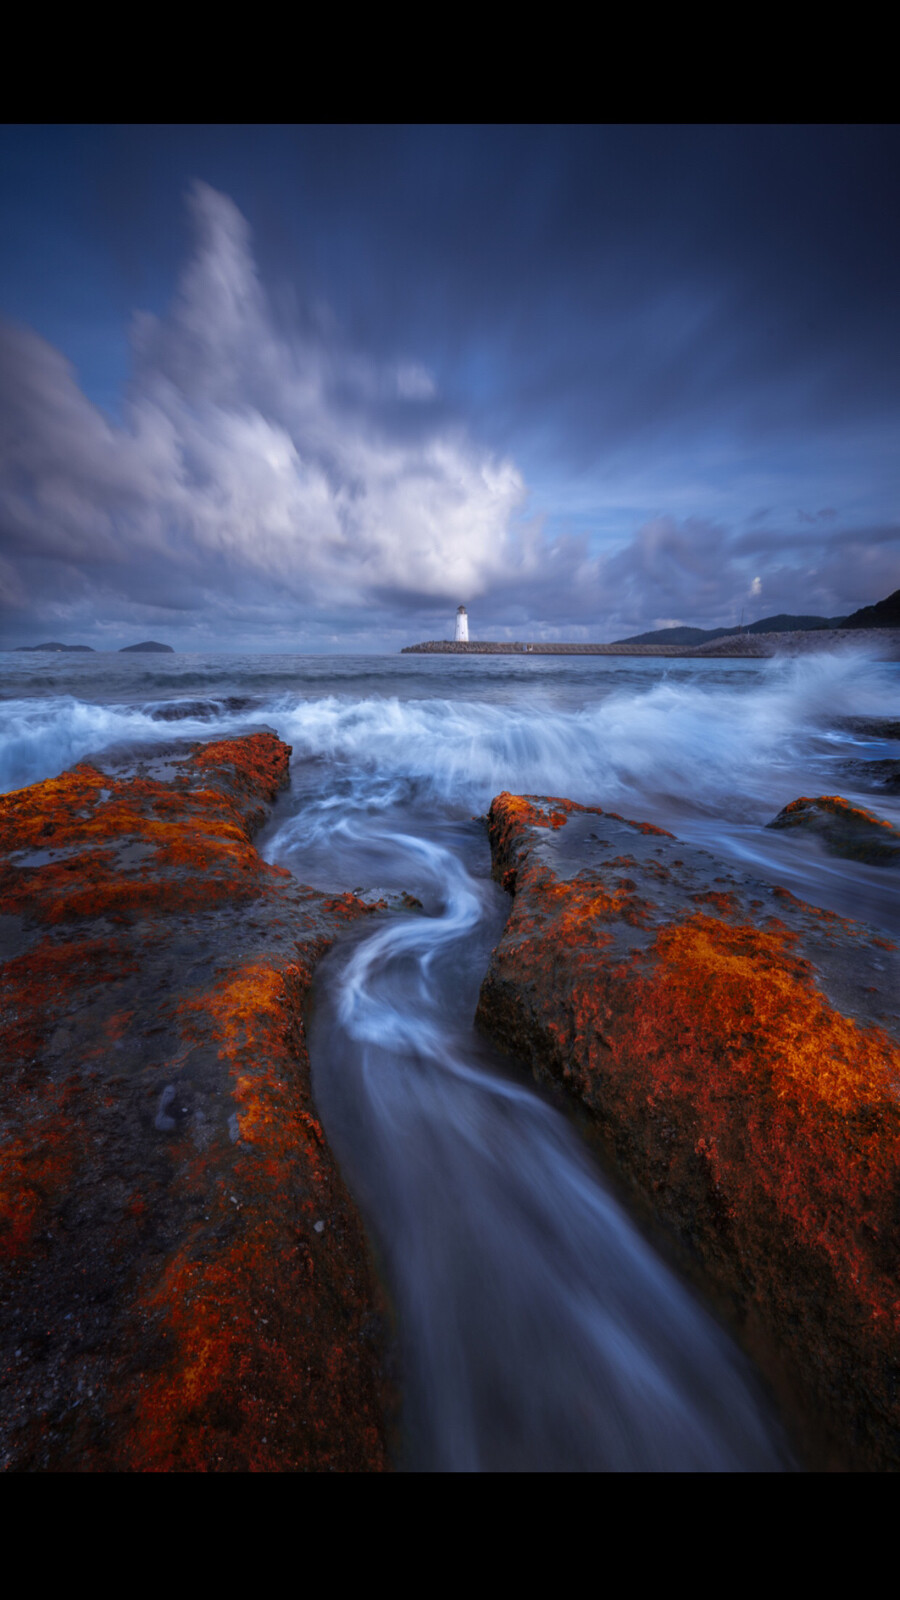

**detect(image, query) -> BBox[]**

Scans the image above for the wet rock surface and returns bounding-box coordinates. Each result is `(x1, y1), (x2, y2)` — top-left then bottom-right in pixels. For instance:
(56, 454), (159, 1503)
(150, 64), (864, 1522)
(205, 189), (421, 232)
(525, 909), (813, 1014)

(767, 794), (900, 865)
(476, 791), (900, 1470)
(838, 716), (900, 741)
(837, 759), (900, 793)
(0, 733), (394, 1471)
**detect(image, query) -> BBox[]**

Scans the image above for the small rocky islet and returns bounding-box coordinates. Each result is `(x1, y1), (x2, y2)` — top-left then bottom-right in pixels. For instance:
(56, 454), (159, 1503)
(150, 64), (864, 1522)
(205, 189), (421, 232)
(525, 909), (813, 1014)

(2, 729), (900, 1470)
(12, 641), (175, 654)
(12, 643), (96, 653)
(118, 642), (175, 653)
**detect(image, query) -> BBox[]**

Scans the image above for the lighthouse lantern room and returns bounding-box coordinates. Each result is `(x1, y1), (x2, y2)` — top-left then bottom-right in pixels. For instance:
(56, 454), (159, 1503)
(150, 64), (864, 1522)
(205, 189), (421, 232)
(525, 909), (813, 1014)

(455, 605), (469, 643)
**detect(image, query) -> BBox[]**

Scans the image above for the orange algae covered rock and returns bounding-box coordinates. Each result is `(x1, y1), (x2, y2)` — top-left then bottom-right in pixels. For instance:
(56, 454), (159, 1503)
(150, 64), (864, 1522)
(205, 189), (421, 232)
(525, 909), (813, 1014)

(476, 790), (900, 1470)
(766, 794), (900, 865)
(0, 734), (393, 1471)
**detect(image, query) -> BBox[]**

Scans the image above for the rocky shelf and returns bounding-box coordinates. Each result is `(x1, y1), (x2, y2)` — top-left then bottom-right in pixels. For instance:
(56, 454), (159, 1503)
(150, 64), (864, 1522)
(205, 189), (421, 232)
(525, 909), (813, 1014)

(0, 733), (394, 1470)
(475, 791), (900, 1470)
(4, 735), (900, 1469)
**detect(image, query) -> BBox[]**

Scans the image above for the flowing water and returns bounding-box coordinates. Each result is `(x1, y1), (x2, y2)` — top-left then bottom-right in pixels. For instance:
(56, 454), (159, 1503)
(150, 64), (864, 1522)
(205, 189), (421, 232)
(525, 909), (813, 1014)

(3, 647), (899, 1468)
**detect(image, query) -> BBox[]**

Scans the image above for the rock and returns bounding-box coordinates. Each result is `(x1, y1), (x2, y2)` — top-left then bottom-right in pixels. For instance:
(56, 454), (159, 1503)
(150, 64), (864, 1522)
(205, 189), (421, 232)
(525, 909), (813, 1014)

(352, 887), (425, 912)
(837, 759), (900, 792)
(476, 790), (900, 1470)
(837, 717), (900, 741)
(0, 733), (394, 1471)
(149, 697), (254, 721)
(766, 795), (900, 865)
(119, 641), (174, 653)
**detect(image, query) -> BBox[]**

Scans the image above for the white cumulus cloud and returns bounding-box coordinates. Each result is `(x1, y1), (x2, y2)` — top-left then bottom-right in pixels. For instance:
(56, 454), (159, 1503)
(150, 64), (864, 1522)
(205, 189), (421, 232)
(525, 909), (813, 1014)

(0, 182), (527, 629)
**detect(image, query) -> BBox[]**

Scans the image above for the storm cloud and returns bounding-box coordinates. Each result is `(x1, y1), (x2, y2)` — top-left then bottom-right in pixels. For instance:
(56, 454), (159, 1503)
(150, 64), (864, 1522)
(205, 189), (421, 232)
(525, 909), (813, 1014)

(1, 128), (898, 650)
(0, 182), (534, 647)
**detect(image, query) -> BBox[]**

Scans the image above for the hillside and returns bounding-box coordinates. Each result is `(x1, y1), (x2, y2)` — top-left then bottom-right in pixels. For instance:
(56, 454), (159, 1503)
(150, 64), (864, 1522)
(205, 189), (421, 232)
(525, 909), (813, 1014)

(612, 613), (847, 647)
(841, 589), (900, 630)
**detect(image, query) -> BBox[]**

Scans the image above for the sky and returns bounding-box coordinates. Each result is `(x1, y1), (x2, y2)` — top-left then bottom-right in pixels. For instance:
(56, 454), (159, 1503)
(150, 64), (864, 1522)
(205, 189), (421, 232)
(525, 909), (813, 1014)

(1, 124), (898, 653)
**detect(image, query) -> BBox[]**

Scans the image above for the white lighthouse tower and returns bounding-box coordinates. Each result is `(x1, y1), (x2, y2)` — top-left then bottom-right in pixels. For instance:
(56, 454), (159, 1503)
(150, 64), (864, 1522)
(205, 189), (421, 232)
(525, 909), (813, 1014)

(454, 605), (469, 642)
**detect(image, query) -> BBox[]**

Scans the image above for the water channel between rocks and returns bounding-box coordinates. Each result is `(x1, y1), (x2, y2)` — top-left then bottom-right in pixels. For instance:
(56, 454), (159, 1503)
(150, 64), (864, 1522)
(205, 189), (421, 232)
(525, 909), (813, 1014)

(266, 793), (791, 1471)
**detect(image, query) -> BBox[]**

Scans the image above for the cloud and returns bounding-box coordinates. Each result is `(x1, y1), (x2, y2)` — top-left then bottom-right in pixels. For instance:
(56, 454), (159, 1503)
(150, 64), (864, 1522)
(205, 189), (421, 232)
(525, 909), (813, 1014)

(0, 182), (527, 639)
(456, 511), (900, 643)
(1, 172), (897, 651)
(566, 514), (900, 637)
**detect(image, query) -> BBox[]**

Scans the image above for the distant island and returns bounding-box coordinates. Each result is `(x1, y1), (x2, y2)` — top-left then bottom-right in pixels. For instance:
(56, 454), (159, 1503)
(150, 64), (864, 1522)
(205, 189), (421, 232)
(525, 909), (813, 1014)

(403, 590), (900, 656)
(12, 639), (175, 653)
(610, 613), (849, 647)
(13, 642), (95, 653)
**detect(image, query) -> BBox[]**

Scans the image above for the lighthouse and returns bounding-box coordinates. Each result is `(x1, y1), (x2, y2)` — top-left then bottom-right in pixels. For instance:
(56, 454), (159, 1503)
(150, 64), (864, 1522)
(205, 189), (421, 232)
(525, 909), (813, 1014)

(454, 605), (469, 643)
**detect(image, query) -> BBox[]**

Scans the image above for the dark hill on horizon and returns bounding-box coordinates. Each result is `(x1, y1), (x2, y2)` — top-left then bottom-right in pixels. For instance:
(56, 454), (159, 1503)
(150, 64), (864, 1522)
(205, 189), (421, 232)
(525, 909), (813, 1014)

(612, 613), (848, 647)
(842, 589), (900, 630)
(13, 642), (95, 652)
(119, 641), (175, 653)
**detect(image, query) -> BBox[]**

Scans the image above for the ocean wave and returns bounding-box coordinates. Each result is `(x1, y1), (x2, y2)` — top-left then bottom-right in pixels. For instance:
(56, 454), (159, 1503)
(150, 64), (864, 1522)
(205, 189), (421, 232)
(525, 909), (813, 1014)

(267, 650), (900, 821)
(2, 650), (897, 819)
(0, 697), (256, 793)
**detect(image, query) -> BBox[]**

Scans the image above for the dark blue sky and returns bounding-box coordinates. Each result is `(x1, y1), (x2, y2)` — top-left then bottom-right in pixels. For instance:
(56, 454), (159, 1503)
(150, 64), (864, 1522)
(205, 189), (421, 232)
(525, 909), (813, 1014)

(1, 125), (898, 650)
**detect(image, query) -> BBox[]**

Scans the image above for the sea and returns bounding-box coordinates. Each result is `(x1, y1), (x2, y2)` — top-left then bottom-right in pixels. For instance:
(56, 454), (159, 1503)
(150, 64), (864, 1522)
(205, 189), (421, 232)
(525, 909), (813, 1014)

(3, 645), (899, 1470)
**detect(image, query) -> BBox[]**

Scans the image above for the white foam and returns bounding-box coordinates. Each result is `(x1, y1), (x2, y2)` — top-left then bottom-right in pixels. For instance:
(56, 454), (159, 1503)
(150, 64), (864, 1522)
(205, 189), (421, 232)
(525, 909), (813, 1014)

(4, 650), (897, 827)
(0, 697), (250, 794)
(270, 648), (900, 822)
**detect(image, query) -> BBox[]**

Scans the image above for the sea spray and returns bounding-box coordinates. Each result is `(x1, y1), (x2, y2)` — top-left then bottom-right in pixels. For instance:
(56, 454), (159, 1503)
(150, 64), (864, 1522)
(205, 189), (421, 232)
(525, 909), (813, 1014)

(0, 697), (256, 793)
(270, 649), (900, 823)
(4, 647), (898, 815)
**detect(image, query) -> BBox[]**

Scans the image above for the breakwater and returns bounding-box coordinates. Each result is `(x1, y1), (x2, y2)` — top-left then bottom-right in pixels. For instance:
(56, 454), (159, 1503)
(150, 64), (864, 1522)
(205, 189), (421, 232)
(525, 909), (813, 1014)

(403, 628), (900, 660)
(402, 640), (725, 656)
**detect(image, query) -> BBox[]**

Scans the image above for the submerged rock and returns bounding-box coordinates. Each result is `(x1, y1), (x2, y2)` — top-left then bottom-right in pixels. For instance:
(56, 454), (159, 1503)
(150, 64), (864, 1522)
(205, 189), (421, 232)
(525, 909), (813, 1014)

(837, 716), (900, 741)
(476, 791), (900, 1470)
(0, 733), (394, 1471)
(767, 794), (900, 865)
(837, 759), (900, 792)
